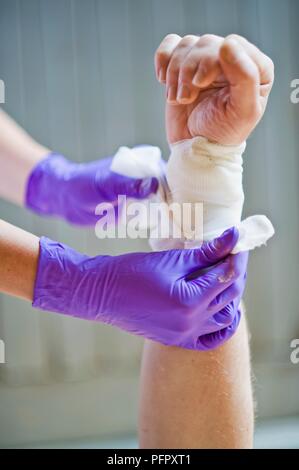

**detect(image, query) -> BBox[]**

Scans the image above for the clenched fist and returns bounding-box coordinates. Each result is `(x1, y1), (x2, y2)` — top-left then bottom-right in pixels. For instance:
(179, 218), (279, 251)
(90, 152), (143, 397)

(155, 34), (274, 145)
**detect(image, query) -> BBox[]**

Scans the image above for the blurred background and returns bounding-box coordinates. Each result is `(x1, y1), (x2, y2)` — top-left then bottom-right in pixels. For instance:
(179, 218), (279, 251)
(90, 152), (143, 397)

(0, 0), (298, 448)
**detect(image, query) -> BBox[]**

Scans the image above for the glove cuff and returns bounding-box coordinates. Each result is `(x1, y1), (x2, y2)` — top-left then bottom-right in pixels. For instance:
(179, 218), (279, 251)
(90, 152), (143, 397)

(32, 236), (89, 317)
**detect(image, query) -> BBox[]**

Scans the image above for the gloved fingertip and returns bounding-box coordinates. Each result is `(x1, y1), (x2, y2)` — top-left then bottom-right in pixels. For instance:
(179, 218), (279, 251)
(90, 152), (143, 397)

(137, 177), (159, 198)
(196, 309), (241, 350)
(214, 226), (239, 254)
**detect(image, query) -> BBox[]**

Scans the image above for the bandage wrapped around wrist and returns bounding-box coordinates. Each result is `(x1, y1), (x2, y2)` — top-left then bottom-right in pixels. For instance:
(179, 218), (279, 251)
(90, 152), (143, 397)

(111, 138), (274, 253)
(168, 137), (245, 240)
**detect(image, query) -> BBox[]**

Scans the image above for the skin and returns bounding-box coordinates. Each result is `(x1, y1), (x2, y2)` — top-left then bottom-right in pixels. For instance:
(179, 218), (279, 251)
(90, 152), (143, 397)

(0, 110), (47, 298)
(0, 219), (40, 301)
(139, 312), (253, 449)
(0, 106), (246, 350)
(155, 34), (274, 145)
(0, 109), (48, 205)
(0, 35), (273, 447)
(139, 34), (274, 449)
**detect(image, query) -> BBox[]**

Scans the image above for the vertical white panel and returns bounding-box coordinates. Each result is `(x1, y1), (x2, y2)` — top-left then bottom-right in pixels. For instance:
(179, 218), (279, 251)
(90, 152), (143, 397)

(96, 0), (135, 151)
(151, 0), (186, 156)
(0, 297), (46, 385)
(205, 0), (240, 36)
(234, 0), (276, 352)
(0, 0), (46, 384)
(256, 0), (299, 349)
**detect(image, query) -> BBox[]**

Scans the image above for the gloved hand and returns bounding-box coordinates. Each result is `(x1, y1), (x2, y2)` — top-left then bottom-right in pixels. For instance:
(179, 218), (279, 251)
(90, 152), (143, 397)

(33, 226), (248, 350)
(25, 152), (159, 225)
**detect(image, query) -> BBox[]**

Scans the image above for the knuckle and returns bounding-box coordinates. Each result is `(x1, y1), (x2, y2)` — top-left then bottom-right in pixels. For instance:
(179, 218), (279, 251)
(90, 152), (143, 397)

(200, 33), (221, 44)
(181, 34), (199, 44)
(155, 34), (181, 61)
(164, 33), (181, 43)
(226, 33), (242, 42)
(156, 34), (180, 52)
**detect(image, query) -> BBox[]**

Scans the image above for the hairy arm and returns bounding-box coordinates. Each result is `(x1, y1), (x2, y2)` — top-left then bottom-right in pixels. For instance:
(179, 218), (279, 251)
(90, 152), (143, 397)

(139, 312), (253, 448)
(137, 32), (271, 450)
(0, 109), (49, 205)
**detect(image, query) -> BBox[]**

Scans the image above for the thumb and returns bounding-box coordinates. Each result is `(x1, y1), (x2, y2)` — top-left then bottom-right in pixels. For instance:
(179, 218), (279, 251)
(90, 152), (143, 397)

(219, 37), (260, 117)
(125, 176), (159, 199)
(184, 227), (239, 274)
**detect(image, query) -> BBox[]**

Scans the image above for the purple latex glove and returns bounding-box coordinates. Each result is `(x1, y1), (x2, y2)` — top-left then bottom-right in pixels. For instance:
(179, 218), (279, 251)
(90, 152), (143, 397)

(33, 227), (248, 350)
(25, 152), (159, 225)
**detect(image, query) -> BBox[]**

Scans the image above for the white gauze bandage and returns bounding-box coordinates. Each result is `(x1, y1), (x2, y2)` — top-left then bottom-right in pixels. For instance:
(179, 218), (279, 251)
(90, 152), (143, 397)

(164, 136), (274, 253)
(111, 139), (274, 253)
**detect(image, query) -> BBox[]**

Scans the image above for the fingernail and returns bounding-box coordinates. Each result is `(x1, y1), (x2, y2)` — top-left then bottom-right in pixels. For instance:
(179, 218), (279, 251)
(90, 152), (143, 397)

(177, 83), (191, 102)
(158, 69), (165, 82)
(149, 177), (159, 194)
(167, 85), (177, 102)
(192, 69), (204, 87)
(139, 177), (159, 197)
(221, 39), (239, 64)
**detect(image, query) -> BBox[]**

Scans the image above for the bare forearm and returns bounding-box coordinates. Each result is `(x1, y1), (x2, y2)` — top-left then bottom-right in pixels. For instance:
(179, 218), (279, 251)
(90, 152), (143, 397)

(0, 109), (49, 205)
(0, 219), (40, 301)
(139, 314), (253, 448)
